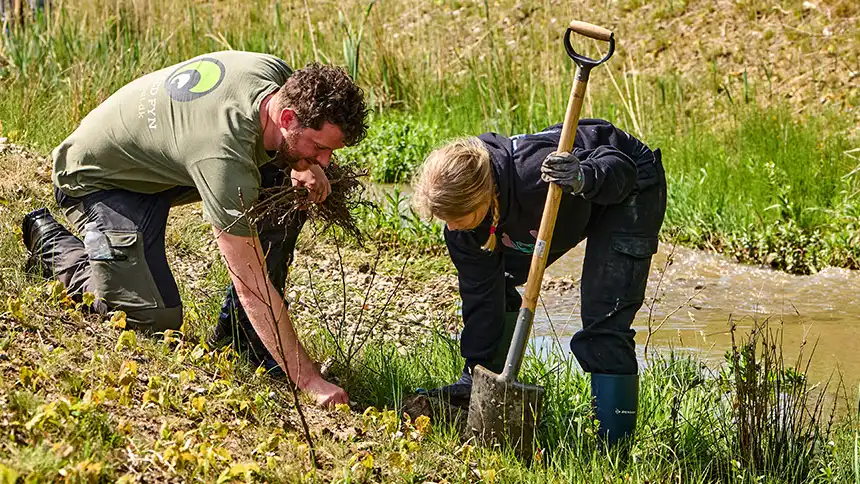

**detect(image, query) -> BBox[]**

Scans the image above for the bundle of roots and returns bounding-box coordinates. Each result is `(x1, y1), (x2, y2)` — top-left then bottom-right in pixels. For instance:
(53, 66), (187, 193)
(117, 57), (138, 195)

(248, 161), (371, 242)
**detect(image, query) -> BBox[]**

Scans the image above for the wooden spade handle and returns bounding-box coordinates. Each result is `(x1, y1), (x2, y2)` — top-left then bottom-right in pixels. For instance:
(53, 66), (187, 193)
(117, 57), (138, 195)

(568, 20), (613, 42)
(498, 76), (589, 383)
(520, 78), (586, 310)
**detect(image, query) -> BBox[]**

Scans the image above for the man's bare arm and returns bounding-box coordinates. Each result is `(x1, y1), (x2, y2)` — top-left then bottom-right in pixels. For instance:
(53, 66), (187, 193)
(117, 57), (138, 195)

(213, 227), (348, 406)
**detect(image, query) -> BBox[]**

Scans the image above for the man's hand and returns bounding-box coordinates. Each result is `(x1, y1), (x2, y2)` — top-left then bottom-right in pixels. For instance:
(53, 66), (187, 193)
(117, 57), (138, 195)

(302, 375), (350, 407)
(541, 150), (585, 194)
(292, 164), (331, 203)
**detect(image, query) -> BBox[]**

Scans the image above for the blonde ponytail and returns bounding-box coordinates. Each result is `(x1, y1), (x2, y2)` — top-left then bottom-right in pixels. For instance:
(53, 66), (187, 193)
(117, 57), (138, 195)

(412, 137), (498, 252)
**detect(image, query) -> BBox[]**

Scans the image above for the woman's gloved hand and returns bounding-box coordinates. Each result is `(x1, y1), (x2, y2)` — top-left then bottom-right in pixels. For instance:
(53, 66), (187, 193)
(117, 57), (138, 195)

(541, 150), (584, 194)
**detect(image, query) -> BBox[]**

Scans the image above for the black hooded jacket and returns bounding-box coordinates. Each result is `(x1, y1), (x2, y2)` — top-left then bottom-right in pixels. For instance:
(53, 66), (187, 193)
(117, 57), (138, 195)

(443, 119), (660, 363)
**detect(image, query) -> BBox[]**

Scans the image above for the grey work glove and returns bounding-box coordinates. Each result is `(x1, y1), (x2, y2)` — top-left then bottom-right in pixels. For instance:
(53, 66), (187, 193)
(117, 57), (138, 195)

(541, 150), (585, 194)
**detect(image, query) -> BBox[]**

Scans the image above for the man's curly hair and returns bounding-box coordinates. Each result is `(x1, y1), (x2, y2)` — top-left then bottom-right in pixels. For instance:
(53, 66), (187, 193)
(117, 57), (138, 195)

(275, 63), (368, 146)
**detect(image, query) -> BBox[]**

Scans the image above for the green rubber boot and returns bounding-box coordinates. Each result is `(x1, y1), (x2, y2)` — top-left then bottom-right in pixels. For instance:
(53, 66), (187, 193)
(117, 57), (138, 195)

(591, 373), (639, 446)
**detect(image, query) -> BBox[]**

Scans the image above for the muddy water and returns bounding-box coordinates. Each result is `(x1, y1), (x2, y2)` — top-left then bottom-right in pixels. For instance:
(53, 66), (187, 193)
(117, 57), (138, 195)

(534, 243), (860, 390)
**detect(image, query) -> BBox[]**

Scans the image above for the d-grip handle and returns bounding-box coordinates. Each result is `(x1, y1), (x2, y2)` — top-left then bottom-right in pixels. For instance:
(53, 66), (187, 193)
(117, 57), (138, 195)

(564, 21), (615, 69)
(568, 20), (613, 42)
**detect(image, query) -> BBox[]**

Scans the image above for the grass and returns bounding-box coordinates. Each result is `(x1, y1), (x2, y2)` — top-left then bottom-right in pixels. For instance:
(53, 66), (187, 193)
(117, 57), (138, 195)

(654, 104), (860, 273)
(4, 277), (860, 482)
(1, 147), (859, 482)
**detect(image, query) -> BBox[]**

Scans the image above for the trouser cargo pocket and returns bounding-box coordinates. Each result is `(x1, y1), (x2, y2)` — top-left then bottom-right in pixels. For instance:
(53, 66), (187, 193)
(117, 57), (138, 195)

(610, 235), (658, 302)
(587, 235), (658, 305)
(89, 231), (163, 312)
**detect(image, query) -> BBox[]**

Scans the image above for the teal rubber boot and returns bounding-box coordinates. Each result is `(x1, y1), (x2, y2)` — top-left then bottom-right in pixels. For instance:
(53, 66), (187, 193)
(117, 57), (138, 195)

(591, 373), (638, 446)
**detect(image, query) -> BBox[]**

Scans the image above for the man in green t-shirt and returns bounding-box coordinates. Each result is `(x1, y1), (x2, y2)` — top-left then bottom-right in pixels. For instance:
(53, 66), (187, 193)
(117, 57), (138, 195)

(21, 51), (368, 407)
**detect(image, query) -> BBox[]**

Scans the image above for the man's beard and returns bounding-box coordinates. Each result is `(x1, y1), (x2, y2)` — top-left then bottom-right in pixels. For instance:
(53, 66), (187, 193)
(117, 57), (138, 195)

(273, 136), (302, 170)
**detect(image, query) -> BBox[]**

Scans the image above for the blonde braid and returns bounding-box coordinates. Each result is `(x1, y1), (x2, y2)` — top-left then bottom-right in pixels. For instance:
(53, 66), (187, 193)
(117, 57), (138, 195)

(480, 192), (500, 252)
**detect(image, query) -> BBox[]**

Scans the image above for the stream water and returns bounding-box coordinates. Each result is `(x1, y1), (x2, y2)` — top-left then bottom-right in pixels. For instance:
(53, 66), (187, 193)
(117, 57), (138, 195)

(535, 243), (860, 390)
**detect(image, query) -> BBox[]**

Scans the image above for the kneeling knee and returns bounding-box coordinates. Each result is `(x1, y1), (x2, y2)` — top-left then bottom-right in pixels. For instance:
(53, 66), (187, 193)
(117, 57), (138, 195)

(125, 306), (183, 334)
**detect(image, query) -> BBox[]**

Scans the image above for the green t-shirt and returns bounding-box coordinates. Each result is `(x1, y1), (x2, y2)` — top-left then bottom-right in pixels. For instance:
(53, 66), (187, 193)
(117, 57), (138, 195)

(52, 50), (292, 236)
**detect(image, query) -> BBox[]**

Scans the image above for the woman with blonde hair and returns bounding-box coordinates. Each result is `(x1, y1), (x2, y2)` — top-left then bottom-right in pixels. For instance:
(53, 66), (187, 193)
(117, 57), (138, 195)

(413, 118), (666, 444)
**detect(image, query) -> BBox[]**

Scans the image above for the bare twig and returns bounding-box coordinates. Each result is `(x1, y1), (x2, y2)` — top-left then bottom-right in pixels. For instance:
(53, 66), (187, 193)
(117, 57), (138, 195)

(303, 257), (350, 366)
(643, 237), (678, 361)
(643, 286), (706, 360)
(334, 232), (349, 351)
(218, 191), (319, 468)
(221, 242), (319, 468)
(352, 253), (412, 357)
(345, 247), (382, 369)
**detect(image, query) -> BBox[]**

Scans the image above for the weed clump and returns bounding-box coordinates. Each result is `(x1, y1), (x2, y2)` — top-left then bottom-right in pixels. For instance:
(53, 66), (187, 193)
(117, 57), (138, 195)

(724, 319), (837, 482)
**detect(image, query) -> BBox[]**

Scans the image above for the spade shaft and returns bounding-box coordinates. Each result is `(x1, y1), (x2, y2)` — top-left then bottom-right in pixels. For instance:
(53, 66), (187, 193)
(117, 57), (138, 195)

(467, 20), (616, 458)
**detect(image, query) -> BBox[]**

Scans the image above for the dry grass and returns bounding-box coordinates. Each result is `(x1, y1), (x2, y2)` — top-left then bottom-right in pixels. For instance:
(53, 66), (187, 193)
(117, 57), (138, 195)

(1, 0), (857, 151)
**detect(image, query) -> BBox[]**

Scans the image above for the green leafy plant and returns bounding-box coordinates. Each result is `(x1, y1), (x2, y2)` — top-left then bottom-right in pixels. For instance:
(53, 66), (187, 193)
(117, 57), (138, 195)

(340, 115), (442, 183)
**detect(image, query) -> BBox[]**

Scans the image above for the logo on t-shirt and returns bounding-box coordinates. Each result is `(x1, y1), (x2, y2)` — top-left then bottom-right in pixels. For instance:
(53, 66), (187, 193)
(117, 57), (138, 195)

(165, 58), (226, 102)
